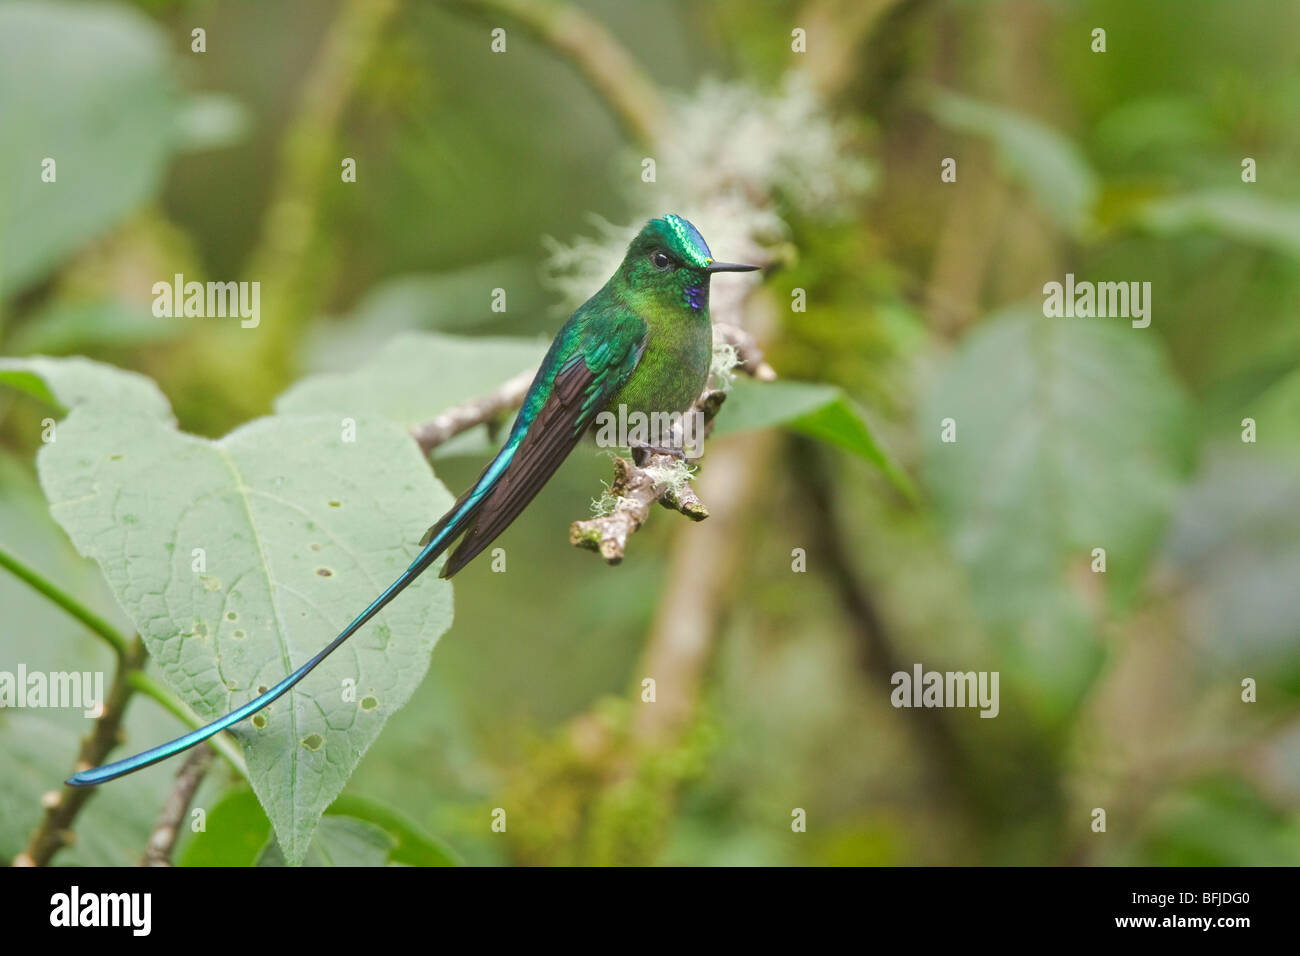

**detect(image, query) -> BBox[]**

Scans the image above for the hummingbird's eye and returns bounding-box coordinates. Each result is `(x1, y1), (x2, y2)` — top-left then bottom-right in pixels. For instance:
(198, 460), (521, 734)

(651, 251), (672, 270)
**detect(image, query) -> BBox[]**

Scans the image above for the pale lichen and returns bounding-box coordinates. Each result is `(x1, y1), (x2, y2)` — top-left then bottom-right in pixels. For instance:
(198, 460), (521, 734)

(708, 339), (741, 391)
(641, 458), (697, 496)
(541, 73), (873, 315)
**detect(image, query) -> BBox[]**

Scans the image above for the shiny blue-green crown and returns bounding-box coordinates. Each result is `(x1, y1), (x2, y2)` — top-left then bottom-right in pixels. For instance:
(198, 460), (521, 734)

(658, 214), (713, 268)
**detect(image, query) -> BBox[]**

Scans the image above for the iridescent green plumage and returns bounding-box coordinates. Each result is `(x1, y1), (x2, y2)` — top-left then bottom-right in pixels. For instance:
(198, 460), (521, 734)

(66, 215), (756, 787)
(425, 214), (756, 575)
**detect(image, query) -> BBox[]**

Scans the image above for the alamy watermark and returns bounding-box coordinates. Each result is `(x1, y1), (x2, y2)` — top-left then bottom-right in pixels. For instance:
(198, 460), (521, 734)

(890, 664), (999, 718)
(593, 404), (706, 458)
(0, 665), (104, 717)
(1043, 273), (1151, 328)
(50, 886), (151, 936)
(152, 273), (260, 328)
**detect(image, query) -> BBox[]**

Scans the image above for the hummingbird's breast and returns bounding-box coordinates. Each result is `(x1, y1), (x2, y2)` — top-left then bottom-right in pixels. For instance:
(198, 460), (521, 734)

(609, 310), (712, 419)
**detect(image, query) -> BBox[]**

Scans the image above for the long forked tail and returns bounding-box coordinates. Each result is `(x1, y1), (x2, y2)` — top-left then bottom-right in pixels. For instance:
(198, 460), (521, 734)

(64, 460), (506, 787)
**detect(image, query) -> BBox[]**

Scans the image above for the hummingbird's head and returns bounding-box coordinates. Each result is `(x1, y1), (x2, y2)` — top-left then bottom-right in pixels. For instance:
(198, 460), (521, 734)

(618, 214), (759, 313)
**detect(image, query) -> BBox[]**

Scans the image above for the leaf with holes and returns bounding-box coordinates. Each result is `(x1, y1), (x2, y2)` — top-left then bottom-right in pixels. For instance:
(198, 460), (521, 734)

(5, 357), (454, 864)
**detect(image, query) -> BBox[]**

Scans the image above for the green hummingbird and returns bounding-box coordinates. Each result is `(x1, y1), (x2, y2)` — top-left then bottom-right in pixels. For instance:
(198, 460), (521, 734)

(68, 214), (758, 786)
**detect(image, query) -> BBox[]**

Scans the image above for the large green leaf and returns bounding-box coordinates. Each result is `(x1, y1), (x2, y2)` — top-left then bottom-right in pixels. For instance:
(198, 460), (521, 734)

(0, 1), (180, 296)
(5, 358), (454, 864)
(923, 309), (1192, 715)
(714, 378), (915, 499)
(276, 331), (546, 436)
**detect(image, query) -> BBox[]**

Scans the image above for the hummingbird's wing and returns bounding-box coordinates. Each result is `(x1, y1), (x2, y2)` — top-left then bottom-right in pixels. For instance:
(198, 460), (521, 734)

(63, 312), (644, 787)
(438, 310), (647, 578)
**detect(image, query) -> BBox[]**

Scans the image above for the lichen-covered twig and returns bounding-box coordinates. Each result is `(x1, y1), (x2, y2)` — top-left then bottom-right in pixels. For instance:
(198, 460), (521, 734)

(568, 446), (708, 564)
(713, 321), (777, 382)
(568, 383), (733, 565)
(140, 747), (213, 867)
(568, 324), (774, 564)
(410, 369), (534, 455)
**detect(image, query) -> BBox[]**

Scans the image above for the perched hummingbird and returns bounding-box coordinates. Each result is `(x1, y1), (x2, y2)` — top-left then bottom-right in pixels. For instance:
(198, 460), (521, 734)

(68, 214), (758, 786)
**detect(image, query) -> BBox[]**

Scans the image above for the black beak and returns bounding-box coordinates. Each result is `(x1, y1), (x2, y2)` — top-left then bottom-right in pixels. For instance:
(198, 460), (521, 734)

(705, 261), (760, 273)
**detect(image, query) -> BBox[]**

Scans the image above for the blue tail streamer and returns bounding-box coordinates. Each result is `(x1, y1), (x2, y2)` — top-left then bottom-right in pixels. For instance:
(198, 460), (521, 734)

(67, 517), (464, 787)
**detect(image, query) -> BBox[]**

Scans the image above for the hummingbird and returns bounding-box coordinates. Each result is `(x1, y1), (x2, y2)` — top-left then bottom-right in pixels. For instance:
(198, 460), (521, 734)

(68, 214), (758, 786)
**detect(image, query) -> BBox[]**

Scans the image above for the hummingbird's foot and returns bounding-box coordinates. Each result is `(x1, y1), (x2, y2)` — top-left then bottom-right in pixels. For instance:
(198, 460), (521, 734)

(629, 441), (686, 466)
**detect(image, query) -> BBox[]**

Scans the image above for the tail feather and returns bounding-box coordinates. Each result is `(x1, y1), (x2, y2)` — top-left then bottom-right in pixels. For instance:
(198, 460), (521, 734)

(66, 446), (517, 787)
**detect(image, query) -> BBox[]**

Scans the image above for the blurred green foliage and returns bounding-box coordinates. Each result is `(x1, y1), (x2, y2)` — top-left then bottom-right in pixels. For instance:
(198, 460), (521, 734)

(2, 0), (1299, 866)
